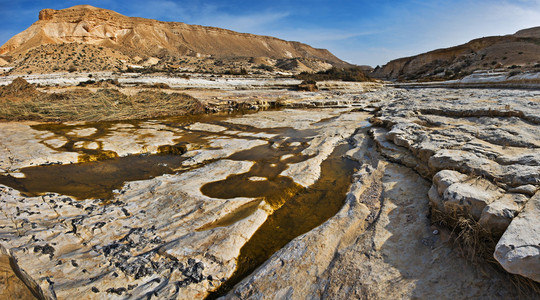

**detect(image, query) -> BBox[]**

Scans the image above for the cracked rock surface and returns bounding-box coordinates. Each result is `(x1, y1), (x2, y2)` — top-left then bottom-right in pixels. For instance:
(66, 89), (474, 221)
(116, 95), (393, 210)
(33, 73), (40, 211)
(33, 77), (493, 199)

(1, 87), (539, 299)
(0, 108), (366, 299)
(370, 87), (540, 283)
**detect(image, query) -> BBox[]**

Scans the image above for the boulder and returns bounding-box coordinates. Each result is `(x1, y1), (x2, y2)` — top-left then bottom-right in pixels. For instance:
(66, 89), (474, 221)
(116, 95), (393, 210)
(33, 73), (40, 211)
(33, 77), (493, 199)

(494, 192), (540, 282)
(429, 170), (504, 220)
(479, 193), (528, 235)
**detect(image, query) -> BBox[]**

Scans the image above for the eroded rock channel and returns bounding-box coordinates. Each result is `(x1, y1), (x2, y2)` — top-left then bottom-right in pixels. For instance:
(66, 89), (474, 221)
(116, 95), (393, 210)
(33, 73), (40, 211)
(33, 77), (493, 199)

(0, 108), (367, 299)
(1, 87), (539, 299)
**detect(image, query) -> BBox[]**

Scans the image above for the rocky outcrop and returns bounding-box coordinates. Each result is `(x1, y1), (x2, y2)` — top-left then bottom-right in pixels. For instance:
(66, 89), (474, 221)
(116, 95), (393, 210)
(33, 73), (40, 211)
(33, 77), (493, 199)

(372, 26), (540, 81)
(429, 170), (528, 235)
(0, 108), (368, 298)
(1, 85), (539, 298)
(494, 192), (540, 282)
(0, 244), (48, 299)
(371, 87), (540, 283)
(226, 149), (522, 299)
(0, 5), (347, 68)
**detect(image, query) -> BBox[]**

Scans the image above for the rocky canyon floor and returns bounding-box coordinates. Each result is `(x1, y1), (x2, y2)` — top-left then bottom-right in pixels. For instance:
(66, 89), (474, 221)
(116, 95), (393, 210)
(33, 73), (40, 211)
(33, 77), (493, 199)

(0, 84), (539, 299)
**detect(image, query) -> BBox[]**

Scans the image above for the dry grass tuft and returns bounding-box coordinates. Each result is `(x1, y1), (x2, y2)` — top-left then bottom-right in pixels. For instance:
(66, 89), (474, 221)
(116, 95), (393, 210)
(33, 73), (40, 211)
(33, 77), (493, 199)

(0, 79), (205, 122)
(431, 207), (496, 262)
(431, 207), (540, 295)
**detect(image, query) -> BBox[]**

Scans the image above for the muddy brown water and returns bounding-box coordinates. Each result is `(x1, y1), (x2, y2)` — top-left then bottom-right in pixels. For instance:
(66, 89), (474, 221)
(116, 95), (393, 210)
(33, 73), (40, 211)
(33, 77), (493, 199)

(207, 144), (358, 298)
(0, 154), (187, 200)
(0, 111), (321, 200)
(0, 111), (359, 297)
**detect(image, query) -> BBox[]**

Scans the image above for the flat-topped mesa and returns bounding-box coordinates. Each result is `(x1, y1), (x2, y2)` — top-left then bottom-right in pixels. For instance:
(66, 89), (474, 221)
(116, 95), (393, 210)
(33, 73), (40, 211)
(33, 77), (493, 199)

(0, 5), (348, 67)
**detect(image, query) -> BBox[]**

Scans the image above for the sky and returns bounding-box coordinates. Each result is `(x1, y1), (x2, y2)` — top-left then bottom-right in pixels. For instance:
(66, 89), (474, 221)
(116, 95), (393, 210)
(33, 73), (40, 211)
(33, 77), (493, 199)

(1, 0), (540, 66)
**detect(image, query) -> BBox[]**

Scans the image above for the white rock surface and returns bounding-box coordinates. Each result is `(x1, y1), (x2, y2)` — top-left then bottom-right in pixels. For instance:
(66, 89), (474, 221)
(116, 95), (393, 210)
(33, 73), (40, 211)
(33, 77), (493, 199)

(0, 107), (373, 298)
(494, 192), (540, 282)
(187, 123), (227, 132)
(228, 162), (520, 299)
(0, 123), (79, 172)
(67, 127), (98, 137)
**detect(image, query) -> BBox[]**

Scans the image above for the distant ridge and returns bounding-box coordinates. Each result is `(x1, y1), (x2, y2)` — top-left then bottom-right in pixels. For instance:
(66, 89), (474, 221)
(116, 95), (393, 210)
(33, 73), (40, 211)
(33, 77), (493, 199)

(0, 5), (349, 72)
(372, 26), (540, 81)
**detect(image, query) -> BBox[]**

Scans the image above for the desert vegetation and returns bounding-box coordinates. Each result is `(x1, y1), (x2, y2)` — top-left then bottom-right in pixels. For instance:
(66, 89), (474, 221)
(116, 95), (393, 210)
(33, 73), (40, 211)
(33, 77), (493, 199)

(0, 78), (203, 121)
(295, 67), (372, 82)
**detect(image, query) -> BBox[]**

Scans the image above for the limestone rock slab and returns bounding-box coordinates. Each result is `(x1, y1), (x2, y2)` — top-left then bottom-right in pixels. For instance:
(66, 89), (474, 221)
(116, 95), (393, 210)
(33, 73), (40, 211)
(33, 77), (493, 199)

(494, 192), (540, 282)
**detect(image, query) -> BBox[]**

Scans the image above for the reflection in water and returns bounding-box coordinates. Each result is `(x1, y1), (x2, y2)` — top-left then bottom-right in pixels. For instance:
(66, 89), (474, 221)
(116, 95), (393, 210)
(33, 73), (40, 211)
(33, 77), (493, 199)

(201, 142), (312, 208)
(0, 111), (318, 201)
(207, 144), (358, 298)
(0, 111), (360, 298)
(0, 154), (186, 200)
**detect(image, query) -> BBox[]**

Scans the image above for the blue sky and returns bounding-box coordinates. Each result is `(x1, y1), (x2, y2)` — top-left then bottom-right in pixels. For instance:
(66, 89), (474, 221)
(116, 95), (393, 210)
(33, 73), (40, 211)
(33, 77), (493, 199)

(1, 0), (539, 66)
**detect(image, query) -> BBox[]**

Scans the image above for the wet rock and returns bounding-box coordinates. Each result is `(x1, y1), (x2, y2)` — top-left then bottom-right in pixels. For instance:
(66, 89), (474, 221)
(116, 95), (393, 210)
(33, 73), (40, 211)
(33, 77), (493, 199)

(187, 123), (227, 132)
(1, 89), (535, 298)
(67, 127), (98, 137)
(0, 123), (79, 172)
(157, 143), (189, 155)
(0, 244), (47, 299)
(0, 156), (262, 299)
(98, 122), (180, 156)
(228, 162), (521, 299)
(494, 192), (540, 282)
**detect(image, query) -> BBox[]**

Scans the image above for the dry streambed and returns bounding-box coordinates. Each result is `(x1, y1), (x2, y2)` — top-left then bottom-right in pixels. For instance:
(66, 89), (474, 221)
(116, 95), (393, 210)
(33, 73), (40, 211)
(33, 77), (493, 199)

(0, 87), (539, 299)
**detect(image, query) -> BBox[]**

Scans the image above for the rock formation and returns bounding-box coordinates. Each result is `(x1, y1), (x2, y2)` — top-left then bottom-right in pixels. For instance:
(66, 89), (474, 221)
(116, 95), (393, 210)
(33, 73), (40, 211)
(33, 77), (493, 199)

(372, 27), (540, 81)
(0, 5), (348, 74)
(495, 192), (540, 282)
(1, 85), (539, 299)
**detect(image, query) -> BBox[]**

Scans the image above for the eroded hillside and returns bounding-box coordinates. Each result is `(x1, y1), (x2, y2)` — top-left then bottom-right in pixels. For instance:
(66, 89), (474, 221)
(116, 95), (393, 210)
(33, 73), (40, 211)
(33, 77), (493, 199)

(372, 27), (540, 81)
(0, 5), (349, 74)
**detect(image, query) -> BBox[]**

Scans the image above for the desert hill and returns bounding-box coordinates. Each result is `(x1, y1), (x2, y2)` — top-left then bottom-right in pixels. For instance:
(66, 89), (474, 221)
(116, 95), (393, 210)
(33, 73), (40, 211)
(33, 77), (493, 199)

(0, 5), (349, 74)
(372, 26), (540, 81)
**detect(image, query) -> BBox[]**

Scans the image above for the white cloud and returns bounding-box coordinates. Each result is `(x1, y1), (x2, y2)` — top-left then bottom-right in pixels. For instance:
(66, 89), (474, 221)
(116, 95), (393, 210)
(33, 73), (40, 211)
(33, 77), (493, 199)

(123, 0), (289, 35)
(352, 0), (540, 66)
(194, 11), (290, 34)
(269, 28), (377, 43)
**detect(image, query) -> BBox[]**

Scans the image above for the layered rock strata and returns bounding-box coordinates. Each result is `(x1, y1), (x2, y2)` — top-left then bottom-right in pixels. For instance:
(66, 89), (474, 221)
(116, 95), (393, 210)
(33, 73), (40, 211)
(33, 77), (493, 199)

(370, 87), (540, 283)
(1, 87), (539, 299)
(0, 5), (347, 72)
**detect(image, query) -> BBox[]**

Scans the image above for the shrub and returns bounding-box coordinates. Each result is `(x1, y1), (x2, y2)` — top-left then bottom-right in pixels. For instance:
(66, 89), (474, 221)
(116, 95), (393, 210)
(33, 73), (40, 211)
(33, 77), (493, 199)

(258, 64), (274, 72)
(295, 67), (372, 82)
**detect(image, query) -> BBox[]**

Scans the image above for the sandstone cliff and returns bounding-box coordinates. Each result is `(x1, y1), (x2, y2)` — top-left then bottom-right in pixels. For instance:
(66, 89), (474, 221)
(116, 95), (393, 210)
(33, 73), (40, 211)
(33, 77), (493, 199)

(372, 27), (540, 81)
(0, 5), (348, 72)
